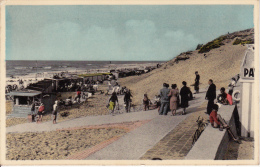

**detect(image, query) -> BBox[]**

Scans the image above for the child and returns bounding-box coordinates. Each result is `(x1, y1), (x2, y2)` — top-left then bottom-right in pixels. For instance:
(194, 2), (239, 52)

(210, 104), (223, 129)
(210, 104), (240, 143)
(37, 103), (45, 123)
(143, 94), (151, 111)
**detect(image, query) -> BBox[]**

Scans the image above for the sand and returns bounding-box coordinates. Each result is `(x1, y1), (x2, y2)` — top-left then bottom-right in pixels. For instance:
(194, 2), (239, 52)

(223, 137), (254, 160)
(6, 85), (110, 127)
(119, 39), (248, 105)
(6, 128), (126, 160)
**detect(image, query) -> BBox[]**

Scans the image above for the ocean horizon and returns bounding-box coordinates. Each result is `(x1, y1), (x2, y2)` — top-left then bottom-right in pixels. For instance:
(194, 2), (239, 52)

(6, 60), (165, 77)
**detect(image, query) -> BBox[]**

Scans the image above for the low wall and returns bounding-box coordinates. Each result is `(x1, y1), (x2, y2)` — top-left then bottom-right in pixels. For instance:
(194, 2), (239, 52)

(185, 104), (239, 160)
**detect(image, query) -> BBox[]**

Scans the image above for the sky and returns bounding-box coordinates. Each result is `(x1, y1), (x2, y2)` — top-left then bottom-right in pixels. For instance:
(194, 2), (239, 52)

(6, 5), (254, 61)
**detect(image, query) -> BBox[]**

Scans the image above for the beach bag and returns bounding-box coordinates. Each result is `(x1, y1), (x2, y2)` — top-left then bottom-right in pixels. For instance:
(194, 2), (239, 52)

(227, 94), (233, 105)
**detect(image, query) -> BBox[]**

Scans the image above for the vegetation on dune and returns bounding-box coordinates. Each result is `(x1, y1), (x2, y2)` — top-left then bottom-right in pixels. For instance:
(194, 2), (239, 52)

(232, 38), (254, 45)
(199, 35), (227, 53)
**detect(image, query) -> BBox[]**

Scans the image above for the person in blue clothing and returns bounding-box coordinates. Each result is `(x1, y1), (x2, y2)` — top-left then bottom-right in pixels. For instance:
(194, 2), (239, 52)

(159, 83), (170, 115)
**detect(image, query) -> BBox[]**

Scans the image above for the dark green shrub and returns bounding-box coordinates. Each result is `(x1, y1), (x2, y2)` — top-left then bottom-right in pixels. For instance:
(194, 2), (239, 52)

(199, 35), (226, 53)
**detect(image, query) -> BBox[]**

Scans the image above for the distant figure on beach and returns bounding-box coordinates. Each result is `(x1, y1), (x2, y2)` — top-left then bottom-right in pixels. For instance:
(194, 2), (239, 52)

(52, 101), (59, 124)
(76, 89), (81, 103)
(205, 79), (216, 115)
(124, 89), (132, 112)
(180, 81), (190, 115)
(143, 94), (151, 111)
(31, 101), (36, 122)
(168, 84), (179, 116)
(37, 103), (45, 123)
(159, 83), (170, 115)
(108, 92), (119, 115)
(217, 87), (228, 105)
(194, 71), (200, 94)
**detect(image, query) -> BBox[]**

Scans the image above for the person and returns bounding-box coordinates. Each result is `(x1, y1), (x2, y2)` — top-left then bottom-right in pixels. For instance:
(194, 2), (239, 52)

(159, 83), (170, 115)
(52, 100), (59, 124)
(210, 104), (223, 129)
(205, 79), (216, 115)
(194, 71), (200, 94)
(76, 89), (81, 103)
(31, 101), (36, 122)
(217, 87), (228, 105)
(210, 104), (240, 143)
(143, 94), (151, 111)
(168, 84), (179, 116)
(180, 81), (190, 115)
(124, 89), (132, 112)
(108, 92), (119, 115)
(37, 103), (45, 123)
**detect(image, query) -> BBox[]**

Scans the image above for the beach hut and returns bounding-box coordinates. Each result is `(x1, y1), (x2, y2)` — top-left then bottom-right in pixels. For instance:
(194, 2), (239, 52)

(7, 90), (42, 118)
(7, 89), (57, 118)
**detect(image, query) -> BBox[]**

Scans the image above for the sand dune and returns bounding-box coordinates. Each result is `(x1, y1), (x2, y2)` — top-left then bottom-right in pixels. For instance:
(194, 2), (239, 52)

(119, 29), (253, 105)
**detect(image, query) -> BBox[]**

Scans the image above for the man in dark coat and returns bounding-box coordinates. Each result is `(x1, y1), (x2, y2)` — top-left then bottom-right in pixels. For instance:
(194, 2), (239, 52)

(180, 81), (190, 115)
(205, 79), (216, 115)
(194, 71), (200, 94)
(159, 83), (170, 115)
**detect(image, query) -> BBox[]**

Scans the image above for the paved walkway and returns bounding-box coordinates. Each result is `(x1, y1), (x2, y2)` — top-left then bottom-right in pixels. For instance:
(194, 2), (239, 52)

(7, 89), (208, 160)
(85, 90), (207, 160)
(140, 101), (208, 160)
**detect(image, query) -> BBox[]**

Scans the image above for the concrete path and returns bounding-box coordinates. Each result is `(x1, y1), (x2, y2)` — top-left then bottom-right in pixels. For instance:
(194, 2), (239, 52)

(7, 109), (158, 133)
(85, 90), (207, 160)
(7, 88), (208, 160)
(86, 113), (188, 160)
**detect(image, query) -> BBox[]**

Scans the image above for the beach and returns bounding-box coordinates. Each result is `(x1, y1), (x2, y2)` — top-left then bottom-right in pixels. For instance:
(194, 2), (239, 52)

(5, 28), (255, 161)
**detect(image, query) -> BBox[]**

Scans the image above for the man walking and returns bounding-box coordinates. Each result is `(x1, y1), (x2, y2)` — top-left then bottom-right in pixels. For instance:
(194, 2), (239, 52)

(194, 71), (200, 94)
(159, 83), (170, 115)
(205, 79), (216, 115)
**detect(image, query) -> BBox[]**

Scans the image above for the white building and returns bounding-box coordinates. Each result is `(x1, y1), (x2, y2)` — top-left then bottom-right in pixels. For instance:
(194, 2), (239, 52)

(239, 44), (255, 137)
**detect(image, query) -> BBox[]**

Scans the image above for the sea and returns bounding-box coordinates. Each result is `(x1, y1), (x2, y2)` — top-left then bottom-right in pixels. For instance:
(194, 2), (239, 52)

(6, 60), (165, 78)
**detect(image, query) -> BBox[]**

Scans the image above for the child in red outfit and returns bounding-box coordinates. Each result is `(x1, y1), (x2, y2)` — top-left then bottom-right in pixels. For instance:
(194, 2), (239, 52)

(210, 104), (224, 130)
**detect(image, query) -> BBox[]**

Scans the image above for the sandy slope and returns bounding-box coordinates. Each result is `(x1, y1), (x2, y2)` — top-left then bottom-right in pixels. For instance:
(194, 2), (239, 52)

(119, 34), (250, 105)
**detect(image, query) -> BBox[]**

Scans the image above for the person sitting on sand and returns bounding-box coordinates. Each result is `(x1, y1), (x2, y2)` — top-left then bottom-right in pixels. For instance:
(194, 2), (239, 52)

(168, 84), (179, 116)
(52, 100), (59, 124)
(143, 94), (151, 111)
(108, 92), (119, 115)
(217, 87), (228, 105)
(37, 103), (45, 123)
(180, 81), (190, 115)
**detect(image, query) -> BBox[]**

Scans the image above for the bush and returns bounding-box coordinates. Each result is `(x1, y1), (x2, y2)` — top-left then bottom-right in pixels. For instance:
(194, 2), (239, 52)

(199, 35), (226, 53)
(233, 38), (254, 45)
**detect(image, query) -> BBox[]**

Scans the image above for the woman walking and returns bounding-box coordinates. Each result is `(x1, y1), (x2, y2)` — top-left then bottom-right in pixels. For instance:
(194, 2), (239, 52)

(108, 92), (119, 115)
(143, 94), (151, 111)
(52, 100), (59, 124)
(168, 84), (179, 116)
(180, 81), (190, 115)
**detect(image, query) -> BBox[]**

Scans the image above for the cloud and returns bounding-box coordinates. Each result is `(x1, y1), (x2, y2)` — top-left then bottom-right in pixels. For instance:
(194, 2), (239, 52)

(11, 20), (200, 61)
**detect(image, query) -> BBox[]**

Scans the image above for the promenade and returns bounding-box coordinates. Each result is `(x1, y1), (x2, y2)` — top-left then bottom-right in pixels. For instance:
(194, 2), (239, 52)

(7, 89), (208, 160)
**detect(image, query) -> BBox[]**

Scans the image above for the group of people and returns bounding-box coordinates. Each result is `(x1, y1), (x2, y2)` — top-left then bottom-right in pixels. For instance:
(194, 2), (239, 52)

(107, 87), (133, 115)
(158, 81), (193, 116)
(30, 102), (45, 123)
